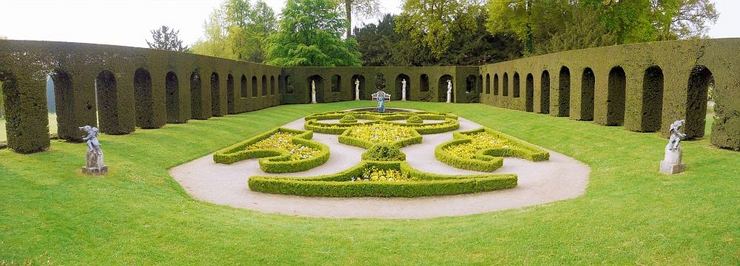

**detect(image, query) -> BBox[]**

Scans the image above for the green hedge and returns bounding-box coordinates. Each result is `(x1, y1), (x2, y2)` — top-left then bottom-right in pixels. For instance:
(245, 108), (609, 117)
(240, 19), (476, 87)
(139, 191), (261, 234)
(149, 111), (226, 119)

(338, 125), (423, 149)
(248, 161), (517, 197)
(304, 111), (459, 135)
(435, 127), (549, 172)
(361, 144), (406, 161)
(212, 127), (330, 173)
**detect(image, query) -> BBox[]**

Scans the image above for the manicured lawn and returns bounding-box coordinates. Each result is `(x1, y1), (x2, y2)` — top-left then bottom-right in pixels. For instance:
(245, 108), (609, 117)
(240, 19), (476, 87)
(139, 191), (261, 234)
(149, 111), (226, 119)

(0, 101), (737, 264)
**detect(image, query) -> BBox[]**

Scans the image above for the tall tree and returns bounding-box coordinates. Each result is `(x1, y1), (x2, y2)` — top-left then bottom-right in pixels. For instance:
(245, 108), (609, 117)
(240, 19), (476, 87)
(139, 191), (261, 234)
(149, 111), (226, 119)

(395, 0), (478, 60)
(266, 0), (361, 66)
(146, 25), (189, 52)
(191, 0), (277, 62)
(342, 0), (380, 38)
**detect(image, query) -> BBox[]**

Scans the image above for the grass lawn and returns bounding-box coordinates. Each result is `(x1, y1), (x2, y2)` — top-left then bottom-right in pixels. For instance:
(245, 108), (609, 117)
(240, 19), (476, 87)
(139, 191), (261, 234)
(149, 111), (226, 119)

(0, 101), (737, 264)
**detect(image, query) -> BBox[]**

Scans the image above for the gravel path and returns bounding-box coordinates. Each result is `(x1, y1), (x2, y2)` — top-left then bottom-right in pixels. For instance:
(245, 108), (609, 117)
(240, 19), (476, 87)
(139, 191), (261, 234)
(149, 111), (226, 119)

(170, 116), (590, 219)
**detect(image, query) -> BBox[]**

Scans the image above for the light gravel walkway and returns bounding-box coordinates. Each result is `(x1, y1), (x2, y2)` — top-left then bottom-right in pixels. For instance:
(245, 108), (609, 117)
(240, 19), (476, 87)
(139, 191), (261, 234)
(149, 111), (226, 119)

(170, 116), (590, 219)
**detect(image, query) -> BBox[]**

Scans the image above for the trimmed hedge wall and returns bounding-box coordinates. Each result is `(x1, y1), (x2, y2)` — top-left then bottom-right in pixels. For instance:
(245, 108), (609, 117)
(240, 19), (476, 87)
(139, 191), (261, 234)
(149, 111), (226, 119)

(435, 127), (549, 172)
(212, 127), (330, 173)
(248, 161), (517, 197)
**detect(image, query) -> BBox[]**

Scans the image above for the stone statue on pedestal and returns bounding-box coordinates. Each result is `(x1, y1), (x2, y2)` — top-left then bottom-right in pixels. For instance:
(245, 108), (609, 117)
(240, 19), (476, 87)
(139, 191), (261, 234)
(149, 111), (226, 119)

(355, 79), (360, 101)
(80, 125), (107, 175)
(371, 90), (391, 113)
(660, 120), (686, 174)
(311, 80), (317, 104)
(401, 79), (407, 101)
(446, 79), (453, 103)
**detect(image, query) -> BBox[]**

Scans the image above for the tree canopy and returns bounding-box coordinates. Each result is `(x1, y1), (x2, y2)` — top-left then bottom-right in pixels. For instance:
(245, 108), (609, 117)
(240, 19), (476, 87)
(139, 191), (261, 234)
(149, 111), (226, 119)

(266, 0), (361, 66)
(146, 25), (189, 52)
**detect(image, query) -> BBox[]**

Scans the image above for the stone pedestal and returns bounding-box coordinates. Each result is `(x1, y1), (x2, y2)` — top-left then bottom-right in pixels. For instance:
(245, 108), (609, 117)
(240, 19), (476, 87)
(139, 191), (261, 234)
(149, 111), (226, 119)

(660, 148), (685, 174)
(82, 166), (108, 175)
(82, 150), (108, 176)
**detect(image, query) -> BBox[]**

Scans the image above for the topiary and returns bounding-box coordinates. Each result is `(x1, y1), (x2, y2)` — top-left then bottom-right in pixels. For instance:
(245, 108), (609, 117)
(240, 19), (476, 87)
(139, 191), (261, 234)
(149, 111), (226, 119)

(407, 115), (423, 125)
(361, 144), (406, 161)
(339, 115), (357, 124)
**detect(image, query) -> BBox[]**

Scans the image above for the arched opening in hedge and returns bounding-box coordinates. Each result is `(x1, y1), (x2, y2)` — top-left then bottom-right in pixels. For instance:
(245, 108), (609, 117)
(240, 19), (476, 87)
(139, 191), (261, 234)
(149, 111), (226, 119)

(641, 66), (664, 132)
(526, 73), (534, 112)
(134, 68), (156, 128)
(190, 71), (204, 120)
(438, 74), (453, 102)
(395, 74), (410, 100)
(503, 73), (509, 96)
(240, 75), (248, 98)
(513, 72), (520, 98)
(540, 71), (550, 114)
(485, 74), (491, 94)
(261, 75), (267, 96)
(96, 70), (120, 133)
(685, 65), (713, 139)
(331, 74), (341, 93)
(580, 68), (595, 121)
(558, 67), (570, 117)
(420, 74), (429, 92)
(465, 75), (476, 93)
(251, 76), (258, 97)
(227, 74), (235, 114)
(285, 75), (294, 94)
(49, 70), (75, 140)
(308, 75), (324, 103)
(607, 66), (626, 125)
(270, 76), (275, 95)
(351, 74), (365, 100)
(210, 72), (222, 117)
(165, 71), (181, 123)
(494, 74), (499, 95)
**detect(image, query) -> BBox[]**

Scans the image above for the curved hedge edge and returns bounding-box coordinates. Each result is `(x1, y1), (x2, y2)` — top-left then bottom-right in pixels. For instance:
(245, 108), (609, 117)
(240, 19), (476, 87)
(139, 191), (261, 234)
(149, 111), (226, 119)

(248, 161), (517, 198)
(458, 127), (550, 161)
(212, 127), (329, 173)
(434, 139), (504, 172)
(258, 137), (331, 173)
(338, 126), (423, 149)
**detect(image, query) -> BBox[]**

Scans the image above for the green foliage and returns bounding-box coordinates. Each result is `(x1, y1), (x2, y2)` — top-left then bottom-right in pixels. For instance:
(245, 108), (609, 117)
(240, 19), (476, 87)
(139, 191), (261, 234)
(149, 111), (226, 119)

(248, 161), (517, 197)
(339, 123), (422, 149)
(435, 127), (549, 172)
(361, 144), (406, 161)
(212, 127), (330, 173)
(146, 25), (189, 52)
(304, 111), (460, 135)
(406, 115), (423, 125)
(341, 0), (380, 38)
(0, 80), (4, 119)
(396, 0), (478, 60)
(266, 0), (361, 66)
(486, 0), (718, 55)
(339, 114), (357, 124)
(192, 0), (277, 62)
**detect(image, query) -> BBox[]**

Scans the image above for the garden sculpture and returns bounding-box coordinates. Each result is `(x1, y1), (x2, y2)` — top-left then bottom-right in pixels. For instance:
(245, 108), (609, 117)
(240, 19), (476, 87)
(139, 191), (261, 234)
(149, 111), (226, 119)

(446, 79), (453, 103)
(660, 120), (686, 174)
(401, 79), (407, 101)
(355, 79), (360, 101)
(79, 125), (108, 175)
(311, 80), (317, 104)
(372, 90), (391, 113)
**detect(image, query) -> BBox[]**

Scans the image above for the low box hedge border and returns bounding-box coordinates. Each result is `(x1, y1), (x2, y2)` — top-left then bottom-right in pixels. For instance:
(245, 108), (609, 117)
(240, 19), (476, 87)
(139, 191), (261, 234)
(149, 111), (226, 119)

(248, 161), (517, 198)
(304, 110), (459, 135)
(212, 127), (330, 173)
(435, 127), (550, 172)
(338, 124), (423, 149)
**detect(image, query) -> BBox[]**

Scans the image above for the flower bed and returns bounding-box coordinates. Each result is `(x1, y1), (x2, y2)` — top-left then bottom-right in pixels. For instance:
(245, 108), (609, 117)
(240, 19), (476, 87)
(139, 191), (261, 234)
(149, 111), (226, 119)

(339, 123), (422, 149)
(212, 128), (330, 173)
(435, 127), (550, 172)
(304, 110), (459, 135)
(248, 161), (517, 197)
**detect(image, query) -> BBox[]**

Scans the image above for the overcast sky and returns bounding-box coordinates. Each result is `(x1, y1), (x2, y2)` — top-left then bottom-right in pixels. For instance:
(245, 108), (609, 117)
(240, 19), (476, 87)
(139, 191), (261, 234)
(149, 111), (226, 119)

(0, 0), (737, 48)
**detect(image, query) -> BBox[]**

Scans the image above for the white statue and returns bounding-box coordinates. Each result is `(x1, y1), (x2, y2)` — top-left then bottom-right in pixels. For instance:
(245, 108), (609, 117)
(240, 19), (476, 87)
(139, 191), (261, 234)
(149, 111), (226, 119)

(660, 120), (686, 174)
(79, 125), (107, 175)
(446, 79), (453, 103)
(311, 80), (317, 104)
(401, 79), (407, 101)
(355, 79), (360, 101)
